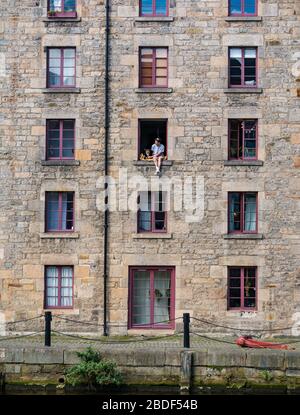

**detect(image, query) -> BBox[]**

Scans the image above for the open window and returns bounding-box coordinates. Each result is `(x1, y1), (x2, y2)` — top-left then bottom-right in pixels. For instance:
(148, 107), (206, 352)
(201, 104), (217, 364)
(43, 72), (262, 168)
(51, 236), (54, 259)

(138, 191), (167, 233)
(138, 119), (167, 160)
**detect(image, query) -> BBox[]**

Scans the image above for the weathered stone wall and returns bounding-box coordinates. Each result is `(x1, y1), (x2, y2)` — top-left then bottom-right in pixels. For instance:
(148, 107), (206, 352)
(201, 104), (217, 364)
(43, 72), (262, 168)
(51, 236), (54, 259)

(0, 1), (106, 331)
(107, 1), (300, 334)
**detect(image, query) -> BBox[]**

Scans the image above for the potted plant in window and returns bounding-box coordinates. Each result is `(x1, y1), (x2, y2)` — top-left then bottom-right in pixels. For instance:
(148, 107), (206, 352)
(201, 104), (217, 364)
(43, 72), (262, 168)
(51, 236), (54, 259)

(47, 10), (57, 17)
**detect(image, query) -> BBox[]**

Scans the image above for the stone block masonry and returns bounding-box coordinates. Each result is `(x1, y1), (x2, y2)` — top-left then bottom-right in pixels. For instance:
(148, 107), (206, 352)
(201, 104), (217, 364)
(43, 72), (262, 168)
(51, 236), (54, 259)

(0, 1), (299, 337)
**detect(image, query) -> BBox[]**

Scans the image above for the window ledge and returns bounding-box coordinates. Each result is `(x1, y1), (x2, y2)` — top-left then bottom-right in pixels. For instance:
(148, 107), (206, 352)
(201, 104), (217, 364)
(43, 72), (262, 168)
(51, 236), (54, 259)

(223, 233), (264, 240)
(224, 160), (264, 166)
(43, 17), (81, 23)
(132, 233), (172, 239)
(40, 232), (79, 239)
(135, 87), (173, 94)
(41, 160), (80, 166)
(134, 17), (174, 22)
(42, 88), (81, 94)
(224, 88), (263, 94)
(43, 309), (80, 315)
(225, 17), (262, 22)
(133, 160), (173, 166)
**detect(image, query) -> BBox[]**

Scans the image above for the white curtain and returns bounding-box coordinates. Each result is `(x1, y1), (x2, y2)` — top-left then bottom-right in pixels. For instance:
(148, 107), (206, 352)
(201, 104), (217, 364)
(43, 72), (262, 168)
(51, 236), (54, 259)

(133, 271), (150, 325)
(50, 0), (62, 12)
(138, 192), (151, 231)
(244, 194), (256, 231)
(154, 271), (171, 323)
(61, 267), (73, 307)
(61, 193), (68, 230)
(46, 267), (58, 307)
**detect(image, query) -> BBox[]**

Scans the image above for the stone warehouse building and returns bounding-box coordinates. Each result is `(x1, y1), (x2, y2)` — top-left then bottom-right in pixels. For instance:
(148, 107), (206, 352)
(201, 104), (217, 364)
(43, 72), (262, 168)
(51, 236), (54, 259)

(0, 1), (299, 336)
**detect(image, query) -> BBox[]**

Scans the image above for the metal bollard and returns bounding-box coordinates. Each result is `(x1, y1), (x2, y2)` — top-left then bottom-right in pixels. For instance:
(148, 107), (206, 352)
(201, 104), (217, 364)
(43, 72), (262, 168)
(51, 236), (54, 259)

(45, 311), (52, 347)
(183, 313), (190, 348)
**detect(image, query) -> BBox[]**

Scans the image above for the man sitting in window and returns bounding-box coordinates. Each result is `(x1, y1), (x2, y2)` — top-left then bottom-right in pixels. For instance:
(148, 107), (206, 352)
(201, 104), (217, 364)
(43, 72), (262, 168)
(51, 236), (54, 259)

(151, 137), (165, 175)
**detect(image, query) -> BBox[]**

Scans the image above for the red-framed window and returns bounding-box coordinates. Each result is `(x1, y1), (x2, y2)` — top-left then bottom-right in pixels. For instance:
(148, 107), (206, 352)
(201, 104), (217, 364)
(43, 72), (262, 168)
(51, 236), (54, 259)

(45, 266), (74, 309)
(228, 119), (257, 160)
(48, 0), (77, 17)
(45, 192), (75, 232)
(47, 48), (76, 88)
(229, 0), (257, 16)
(140, 0), (169, 16)
(139, 47), (168, 88)
(229, 47), (257, 88)
(228, 192), (257, 233)
(46, 120), (75, 160)
(138, 119), (167, 159)
(129, 267), (175, 329)
(138, 191), (167, 233)
(228, 267), (257, 310)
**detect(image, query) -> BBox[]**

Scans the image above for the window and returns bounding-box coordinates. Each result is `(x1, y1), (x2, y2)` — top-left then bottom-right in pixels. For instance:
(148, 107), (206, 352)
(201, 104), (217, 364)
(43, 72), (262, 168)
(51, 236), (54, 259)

(129, 267), (175, 329)
(229, 0), (257, 16)
(140, 0), (169, 16)
(139, 119), (167, 159)
(45, 266), (73, 308)
(48, 0), (77, 17)
(228, 267), (257, 310)
(139, 47), (168, 88)
(138, 191), (167, 233)
(46, 120), (75, 160)
(228, 192), (257, 233)
(229, 120), (257, 160)
(47, 48), (76, 88)
(45, 192), (74, 232)
(229, 47), (257, 87)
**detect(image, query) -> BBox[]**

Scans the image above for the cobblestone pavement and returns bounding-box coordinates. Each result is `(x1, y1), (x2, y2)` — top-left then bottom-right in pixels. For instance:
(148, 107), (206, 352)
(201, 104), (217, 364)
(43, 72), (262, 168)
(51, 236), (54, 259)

(0, 333), (300, 351)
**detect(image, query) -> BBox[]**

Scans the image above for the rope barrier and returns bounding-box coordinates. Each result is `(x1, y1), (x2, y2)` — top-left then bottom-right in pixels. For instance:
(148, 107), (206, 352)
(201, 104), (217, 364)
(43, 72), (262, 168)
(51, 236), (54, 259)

(0, 315), (43, 326)
(191, 316), (294, 333)
(54, 315), (182, 327)
(0, 330), (44, 342)
(52, 330), (182, 344)
(190, 332), (237, 345)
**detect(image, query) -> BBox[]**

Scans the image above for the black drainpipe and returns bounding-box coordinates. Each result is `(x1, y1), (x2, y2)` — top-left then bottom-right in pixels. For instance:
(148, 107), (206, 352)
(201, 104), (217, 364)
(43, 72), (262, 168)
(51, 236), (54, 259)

(103, 0), (110, 336)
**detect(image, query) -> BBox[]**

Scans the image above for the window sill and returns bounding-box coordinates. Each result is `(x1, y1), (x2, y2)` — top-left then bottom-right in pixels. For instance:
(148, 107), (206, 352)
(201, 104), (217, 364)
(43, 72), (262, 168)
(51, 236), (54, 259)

(134, 17), (174, 22)
(132, 233), (172, 239)
(43, 308), (80, 315)
(224, 160), (264, 166)
(133, 160), (173, 166)
(135, 87), (173, 94)
(224, 88), (263, 94)
(225, 16), (262, 22)
(223, 233), (264, 240)
(42, 88), (81, 94)
(43, 17), (81, 23)
(40, 232), (79, 239)
(41, 160), (80, 166)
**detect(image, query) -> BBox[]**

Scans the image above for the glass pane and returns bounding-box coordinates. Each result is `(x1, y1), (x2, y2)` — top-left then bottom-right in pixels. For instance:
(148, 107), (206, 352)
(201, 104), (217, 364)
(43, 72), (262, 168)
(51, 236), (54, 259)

(244, 0), (256, 14)
(156, 0), (167, 15)
(229, 298), (241, 308)
(154, 212), (166, 230)
(62, 149), (74, 158)
(141, 0), (153, 15)
(63, 76), (75, 86)
(156, 77), (167, 86)
(245, 267), (256, 278)
(245, 49), (257, 59)
(141, 48), (153, 57)
(154, 270), (171, 324)
(48, 130), (60, 139)
(64, 49), (75, 59)
(244, 193), (257, 231)
(64, 0), (76, 12)
(49, 59), (61, 68)
(64, 68), (75, 78)
(156, 59), (167, 67)
(49, 49), (61, 58)
(230, 0), (242, 14)
(63, 59), (75, 68)
(244, 298), (255, 308)
(229, 268), (241, 278)
(50, 0), (62, 11)
(49, 75), (60, 86)
(230, 48), (242, 59)
(63, 120), (74, 129)
(229, 278), (241, 288)
(49, 67), (60, 76)
(48, 120), (60, 129)
(156, 49), (168, 58)
(132, 271), (151, 325)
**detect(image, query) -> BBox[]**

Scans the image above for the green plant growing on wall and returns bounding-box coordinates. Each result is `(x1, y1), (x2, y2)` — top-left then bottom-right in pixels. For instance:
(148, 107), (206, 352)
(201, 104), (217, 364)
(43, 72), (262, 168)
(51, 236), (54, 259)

(66, 347), (123, 389)
(261, 370), (274, 382)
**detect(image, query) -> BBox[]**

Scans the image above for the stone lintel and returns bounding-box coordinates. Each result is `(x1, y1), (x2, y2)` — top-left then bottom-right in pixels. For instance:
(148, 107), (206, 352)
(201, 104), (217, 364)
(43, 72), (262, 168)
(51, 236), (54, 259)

(224, 160), (264, 166)
(135, 88), (173, 93)
(223, 234), (264, 240)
